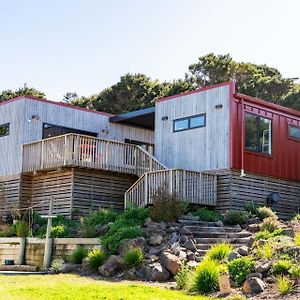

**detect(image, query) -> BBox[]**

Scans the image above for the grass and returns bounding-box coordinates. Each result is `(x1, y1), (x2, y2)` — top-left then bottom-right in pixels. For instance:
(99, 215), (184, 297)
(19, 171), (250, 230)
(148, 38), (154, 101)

(0, 274), (214, 300)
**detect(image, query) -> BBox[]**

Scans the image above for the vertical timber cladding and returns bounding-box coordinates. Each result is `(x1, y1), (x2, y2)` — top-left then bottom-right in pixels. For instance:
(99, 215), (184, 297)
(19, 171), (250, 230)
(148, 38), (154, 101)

(29, 170), (73, 216)
(217, 170), (300, 219)
(72, 169), (138, 213)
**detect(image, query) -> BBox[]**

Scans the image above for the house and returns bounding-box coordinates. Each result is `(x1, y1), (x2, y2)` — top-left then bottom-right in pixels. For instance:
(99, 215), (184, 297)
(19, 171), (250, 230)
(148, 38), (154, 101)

(0, 81), (299, 219)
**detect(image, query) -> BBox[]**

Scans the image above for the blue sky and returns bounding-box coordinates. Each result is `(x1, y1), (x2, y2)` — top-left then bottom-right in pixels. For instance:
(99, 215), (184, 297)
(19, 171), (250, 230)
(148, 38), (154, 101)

(0, 0), (299, 100)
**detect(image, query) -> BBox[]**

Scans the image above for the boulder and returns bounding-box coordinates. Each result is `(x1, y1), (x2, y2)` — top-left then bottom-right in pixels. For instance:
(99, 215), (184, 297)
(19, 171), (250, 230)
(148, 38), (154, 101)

(160, 251), (182, 275)
(281, 228), (295, 238)
(149, 234), (163, 246)
(255, 260), (272, 274)
(215, 220), (223, 227)
(247, 224), (260, 233)
(123, 268), (137, 280)
(95, 223), (109, 236)
(180, 235), (188, 244)
(237, 246), (249, 256)
(247, 236), (256, 248)
(166, 226), (179, 234)
(144, 217), (153, 227)
(246, 273), (263, 280)
(98, 255), (125, 277)
(179, 227), (192, 235)
(178, 251), (187, 261)
(169, 232), (180, 244)
(149, 255), (159, 263)
(183, 239), (197, 252)
(228, 251), (241, 262)
(187, 260), (198, 268)
(243, 277), (266, 294)
(187, 251), (195, 261)
(61, 263), (80, 273)
(118, 237), (146, 255)
(142, 262), (171, 281)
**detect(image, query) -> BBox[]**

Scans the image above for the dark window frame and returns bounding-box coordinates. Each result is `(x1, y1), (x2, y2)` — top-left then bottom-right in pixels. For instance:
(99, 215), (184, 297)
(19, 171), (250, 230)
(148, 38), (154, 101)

(288, 124), (300, 141)
(173, 114), (206, 132)
(245, 112), (273, 156)
(0, 123), (10, 137)
(42, 123), (97, 139)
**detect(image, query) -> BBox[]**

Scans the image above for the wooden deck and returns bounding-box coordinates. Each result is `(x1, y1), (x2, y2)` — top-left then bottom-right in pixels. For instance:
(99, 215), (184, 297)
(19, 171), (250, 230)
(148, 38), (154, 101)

(125, 169), (217, 208)
(22, 133), (165, 176)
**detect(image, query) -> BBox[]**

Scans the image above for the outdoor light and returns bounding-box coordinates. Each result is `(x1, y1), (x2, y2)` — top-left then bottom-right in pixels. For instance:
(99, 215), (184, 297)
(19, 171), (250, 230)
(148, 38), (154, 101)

(27, 115), (40, 122)
(162, 116), (168, 121)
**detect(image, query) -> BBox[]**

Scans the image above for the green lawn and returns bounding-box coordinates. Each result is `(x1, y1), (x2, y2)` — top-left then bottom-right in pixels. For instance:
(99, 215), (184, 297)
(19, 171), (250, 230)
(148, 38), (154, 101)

(0, 274), (214, 300)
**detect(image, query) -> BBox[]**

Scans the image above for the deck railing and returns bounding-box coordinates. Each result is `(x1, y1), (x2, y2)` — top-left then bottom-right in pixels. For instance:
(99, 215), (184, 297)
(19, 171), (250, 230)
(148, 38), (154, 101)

(22, 134), (166, 176)
(124, 169), (217, 208)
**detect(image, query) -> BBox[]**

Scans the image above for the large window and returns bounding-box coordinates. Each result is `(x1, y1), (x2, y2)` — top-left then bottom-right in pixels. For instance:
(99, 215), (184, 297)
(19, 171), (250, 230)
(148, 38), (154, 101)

(173, 114), (206, 132)
(288, 124), (300, 140)
(0, 123), (9, 137)
(42, 123), (97, 139)
(245, 113), (272, 155)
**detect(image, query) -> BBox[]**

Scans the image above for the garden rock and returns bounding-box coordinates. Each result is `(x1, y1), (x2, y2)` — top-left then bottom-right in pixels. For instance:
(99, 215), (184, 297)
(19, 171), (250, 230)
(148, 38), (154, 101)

(95, 224), (108, 236)
(179, 227), (192, 235)
(144, 217), (153, 227)
(187, 260), (198, 268)
(215, 220), (223, 227)
(243, 277), (266, 294)
(228, 251), (241, 262)
(149, 234), (163, 246)
(98, 255), (125, 277)
(187, 251), (195, 261)
(247, 236), (256, 248)
(118, 237), (146, 255)
(183, 239), (197, 252)
(247, 224), (260, 233)
(61, 263), (80, 273)
(246, 273), (263, 280)
(142, 262), (170, 281)
(255, 260), (272, 274)
(160, 251), (182, 275)
(178, 250), (187, 261)
(281, 227), (295, 237)
(168, 232), (180, 244)
(180, 235), (188, 244)
(237, 246), (249, 256)
(123, 268), (137, 280)
(166, 226), (179, 234)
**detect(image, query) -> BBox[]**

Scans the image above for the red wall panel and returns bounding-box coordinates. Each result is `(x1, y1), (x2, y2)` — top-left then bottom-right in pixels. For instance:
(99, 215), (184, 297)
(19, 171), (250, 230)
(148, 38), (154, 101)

(231, 95), (300, 181)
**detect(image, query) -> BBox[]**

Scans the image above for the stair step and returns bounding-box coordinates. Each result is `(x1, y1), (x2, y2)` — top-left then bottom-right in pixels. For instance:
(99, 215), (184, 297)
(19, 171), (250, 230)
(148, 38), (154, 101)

(194, 237), (250, 244)
(179, 220), (221, 226)
(192, 232), (252, 239)
(185, 225), (242, 232)
(196, 243), (247, 250)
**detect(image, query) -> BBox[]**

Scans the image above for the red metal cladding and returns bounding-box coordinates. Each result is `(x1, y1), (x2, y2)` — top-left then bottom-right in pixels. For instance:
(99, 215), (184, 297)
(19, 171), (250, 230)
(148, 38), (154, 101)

(231, 94), (300, 181)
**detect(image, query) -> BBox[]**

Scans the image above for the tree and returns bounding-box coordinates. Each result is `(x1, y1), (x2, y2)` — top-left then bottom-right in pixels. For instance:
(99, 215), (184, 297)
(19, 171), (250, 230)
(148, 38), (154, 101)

(0, 85), (45, 103)
(188, 53), (295, 104)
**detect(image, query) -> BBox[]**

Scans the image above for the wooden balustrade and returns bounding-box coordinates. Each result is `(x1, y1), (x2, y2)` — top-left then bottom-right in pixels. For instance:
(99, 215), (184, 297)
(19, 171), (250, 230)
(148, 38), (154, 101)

(124, 169), (217, 208)
(22, 134), (166, 175)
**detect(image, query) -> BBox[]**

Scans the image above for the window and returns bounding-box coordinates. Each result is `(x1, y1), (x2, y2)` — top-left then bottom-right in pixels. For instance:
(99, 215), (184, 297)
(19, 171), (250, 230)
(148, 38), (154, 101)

(0, 123), (9, 137)
(42, 123), (97, 139)
(288, 124), (300, 140)
(173, 114), (206, 132)
(245, 113), (272, 155)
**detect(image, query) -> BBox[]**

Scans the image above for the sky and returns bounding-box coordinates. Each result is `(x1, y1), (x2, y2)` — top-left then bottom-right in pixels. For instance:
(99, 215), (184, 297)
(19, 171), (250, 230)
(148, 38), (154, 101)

(0, 0), (299, 101)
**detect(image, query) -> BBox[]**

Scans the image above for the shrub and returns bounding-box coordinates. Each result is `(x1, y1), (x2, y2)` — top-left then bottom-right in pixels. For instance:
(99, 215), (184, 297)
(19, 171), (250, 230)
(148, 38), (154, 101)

(223, 210), (249, 226)
(151, 187), (185, 222)
(123, 247), (144, 268)
(79, 209), (121, 238)
(175, 263), (192, 290)
(51, 225), (69, 238)
(206, 242), (233, 262)
(288, 264), (300, 278)
(294, 233), (300, 246)
(193, 208), (220, 222)
(49, 259), (64, 273)
(256, 206), (277, 220)
(276, 275), (294, 295)
(255, 242), (274, 259)
(15, 220), (29, 237)
(193, 259), (220, 294)
(70, 246), (88, 264)
(0, 224), (16, 237)
(256, 229), (283, 240)
(244, 202), (261, 216)
(271, 260), (292, 275)
(292, 213), (300, 222)
(101, 224), (143, 254)
(87, 248), (106, 270)
(120, 207), (150, 225)
(260, 217), (281, 233)
(228, 257), (255, 286)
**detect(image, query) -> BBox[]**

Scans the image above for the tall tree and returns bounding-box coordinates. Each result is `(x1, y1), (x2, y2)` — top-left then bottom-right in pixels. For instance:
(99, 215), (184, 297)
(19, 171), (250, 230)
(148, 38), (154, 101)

(188, 53), (294, 104)
(0, 85), (45, 103)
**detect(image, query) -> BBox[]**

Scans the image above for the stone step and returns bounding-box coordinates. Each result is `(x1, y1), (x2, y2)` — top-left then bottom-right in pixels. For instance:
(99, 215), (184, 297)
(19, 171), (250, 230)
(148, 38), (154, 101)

(196, 243), (246, 250)
(179, 219), (222, 227)
(185, 225), (242, 233)
(194, 237), (250, 244)
(192, 231), (252, 239)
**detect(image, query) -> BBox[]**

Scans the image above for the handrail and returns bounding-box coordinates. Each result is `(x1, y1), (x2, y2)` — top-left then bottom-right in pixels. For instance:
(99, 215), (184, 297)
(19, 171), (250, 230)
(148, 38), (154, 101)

(22, 134), (165, 176)
(124, 169), (217, 208)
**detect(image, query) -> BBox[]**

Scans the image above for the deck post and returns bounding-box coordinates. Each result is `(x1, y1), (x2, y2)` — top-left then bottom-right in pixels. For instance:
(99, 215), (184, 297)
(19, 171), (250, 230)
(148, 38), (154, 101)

(63, 135), (68, 166)
(144, 173), (148, 206)
(41, 140), (45, 169)
(169, 169), (173, 195)
(182, 170), (186, 200)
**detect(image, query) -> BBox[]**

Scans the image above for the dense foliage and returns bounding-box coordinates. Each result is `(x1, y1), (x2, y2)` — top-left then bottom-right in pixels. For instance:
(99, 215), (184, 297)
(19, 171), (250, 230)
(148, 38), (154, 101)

(87, 248), (106, 270)
(69, 246), (88, 264)
(0, 85), (45, 103)
(223, 210), (249, 225)
(228, 257), (255, 286)
(123, 247), (144, 268)
(193, 208), (220, 222)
